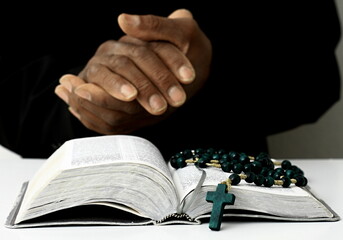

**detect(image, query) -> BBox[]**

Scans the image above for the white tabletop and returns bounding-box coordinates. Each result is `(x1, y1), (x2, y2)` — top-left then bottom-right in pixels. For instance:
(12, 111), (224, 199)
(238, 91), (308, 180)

(0, 145), (342, 240)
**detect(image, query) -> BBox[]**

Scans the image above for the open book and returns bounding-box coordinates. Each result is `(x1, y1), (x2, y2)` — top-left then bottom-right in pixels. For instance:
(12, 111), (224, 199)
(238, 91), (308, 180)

(5, 135), (340, 228)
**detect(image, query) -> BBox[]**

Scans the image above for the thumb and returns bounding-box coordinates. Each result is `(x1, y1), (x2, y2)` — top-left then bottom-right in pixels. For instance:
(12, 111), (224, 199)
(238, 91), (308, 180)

(117, 9), (193, 53)
(168, 8), (193, 19)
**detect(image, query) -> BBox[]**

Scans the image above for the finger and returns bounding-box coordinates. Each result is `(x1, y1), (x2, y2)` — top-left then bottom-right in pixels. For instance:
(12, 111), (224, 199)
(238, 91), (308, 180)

(84, 51), (168, 115)
(68, 102), (124, 135)
(55, 74), (85, 104)
(54, 85), (70, 104)
(62, 80), (125, 134)
(120, 35), (195, 84)
(100, 41), (186, 109)
(68, 90), (144, 135)
(168, 8), (193, 19)
(56, 74), (129, 133)
(117, 9), (194, 54)
(79, 62), (138, 102)
(59, 74), (85, 91)
(74, 83), (143, 115)
(60, 74), (141, 114)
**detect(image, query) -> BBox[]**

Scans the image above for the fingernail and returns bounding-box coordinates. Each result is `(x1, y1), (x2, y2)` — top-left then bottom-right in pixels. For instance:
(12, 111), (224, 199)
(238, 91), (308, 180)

(168, 86), (186, 107)
(59, 77), (72, 92)
(149, 94), (167, 114)
(75, 88), (92, 101)
(120, 14), (140, 27)
(178, 65), (195, 83)
(55, 86), (69, 104)
(120, 84), (137, 100)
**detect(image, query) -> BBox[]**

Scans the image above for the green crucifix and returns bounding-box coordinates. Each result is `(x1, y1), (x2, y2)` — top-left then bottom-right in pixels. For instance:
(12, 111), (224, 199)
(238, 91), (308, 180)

(206, 184), (235, 231)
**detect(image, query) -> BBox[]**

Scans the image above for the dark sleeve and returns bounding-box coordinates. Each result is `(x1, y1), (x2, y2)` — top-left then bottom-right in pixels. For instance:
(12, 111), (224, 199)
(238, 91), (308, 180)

(0, 55), (98, 158)
(214, 1), (340, 135)
(193, 1), (341, 135)
(0, 6), (111, 158)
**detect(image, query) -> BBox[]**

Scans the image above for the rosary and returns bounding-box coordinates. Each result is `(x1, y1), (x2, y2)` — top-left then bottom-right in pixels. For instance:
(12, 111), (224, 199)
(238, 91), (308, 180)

(169, 148), (308, 231)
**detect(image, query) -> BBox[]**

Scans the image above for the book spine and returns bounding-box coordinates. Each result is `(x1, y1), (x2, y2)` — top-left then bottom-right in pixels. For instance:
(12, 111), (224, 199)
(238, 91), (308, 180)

(156, 213), (194, 223)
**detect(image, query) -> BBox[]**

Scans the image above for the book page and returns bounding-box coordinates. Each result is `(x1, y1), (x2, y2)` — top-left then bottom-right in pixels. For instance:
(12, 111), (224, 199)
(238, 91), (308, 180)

(69, 135), (172, 181)
(169, 163), (334, 220)
(15, 141), (72, 223)
(15, 135), (177, 224)
(169, 162), (230, 201)
(169, 163), (311, 199)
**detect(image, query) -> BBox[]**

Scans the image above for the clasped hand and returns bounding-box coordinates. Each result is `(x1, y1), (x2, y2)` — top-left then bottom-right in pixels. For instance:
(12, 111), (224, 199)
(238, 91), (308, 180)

(55, 9), (212, 135)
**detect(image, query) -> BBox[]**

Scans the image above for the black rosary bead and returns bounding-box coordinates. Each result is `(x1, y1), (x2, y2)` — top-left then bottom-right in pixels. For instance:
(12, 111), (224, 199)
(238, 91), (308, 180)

(291, 165), (304, 176)
(182, 149), (193, 159)
(196, 157), (209, 168)
(273, 171), (283, 180)
(221, 162), (233, 172)
(170, 156), (179, 169)
(195, 148), (205, 155)
(220, 154), (230, 162)
(260, 167), (270, 176)
(228, 151), (240, 161)
(254, 174), (265, 186)
(251, 161), (262, 174)
(229, 173), (241, 185)
(243, 163), (252, 173)
(239, 154), (250, 165)
(217, 149), (226, 155)
(295, 176), (308, 187)
(170, 148), (308, 189)
(264, 176), (274, 187)
(206, 148), (215, 155)
(176, 157), (187, 169)
(281, 160), (292, 170)
(255, 152), (270, 161)
(245, 172), (256, 183)
(282, 177), (291, 188)
(233, 163), (244, 174)
(212, 153), (221, 160)
(285, 169), (295, 178)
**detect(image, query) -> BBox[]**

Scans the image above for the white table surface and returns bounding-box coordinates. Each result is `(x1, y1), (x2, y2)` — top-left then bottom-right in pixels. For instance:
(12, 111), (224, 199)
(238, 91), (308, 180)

(0, 145), (342, 240)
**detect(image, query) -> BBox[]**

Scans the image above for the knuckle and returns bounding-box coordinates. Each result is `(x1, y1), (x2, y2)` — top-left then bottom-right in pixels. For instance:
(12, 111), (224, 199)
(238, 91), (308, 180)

(150, 69), (170, 85)
(137, 80), (154, 94)
(85, 61), (101, 79)
(150, 42), (185, 66)
(97, 40), (117, 54)
(109, 55), (131, 70)
(129, 45), (150, 58)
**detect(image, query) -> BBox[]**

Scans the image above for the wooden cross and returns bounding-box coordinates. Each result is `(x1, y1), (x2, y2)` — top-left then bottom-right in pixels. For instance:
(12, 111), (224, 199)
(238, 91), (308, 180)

(206, 184), (236, 231)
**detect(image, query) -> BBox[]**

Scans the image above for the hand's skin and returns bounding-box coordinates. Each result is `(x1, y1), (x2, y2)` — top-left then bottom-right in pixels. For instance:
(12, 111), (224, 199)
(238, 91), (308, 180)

(77, 36), (193, 115)
(117, 9), (212, 106)
(55, 9), (212, 135)
(56, 74), (167, 134)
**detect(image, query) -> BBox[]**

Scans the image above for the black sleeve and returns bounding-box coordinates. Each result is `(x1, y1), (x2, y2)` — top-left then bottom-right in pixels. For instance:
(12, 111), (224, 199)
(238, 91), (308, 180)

(195, 1), (341, 135)
(0, 55), (98, 158)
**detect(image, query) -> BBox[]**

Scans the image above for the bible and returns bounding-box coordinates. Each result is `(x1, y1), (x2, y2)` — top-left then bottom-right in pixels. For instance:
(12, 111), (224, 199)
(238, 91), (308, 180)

(5, 135), (340, 228)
